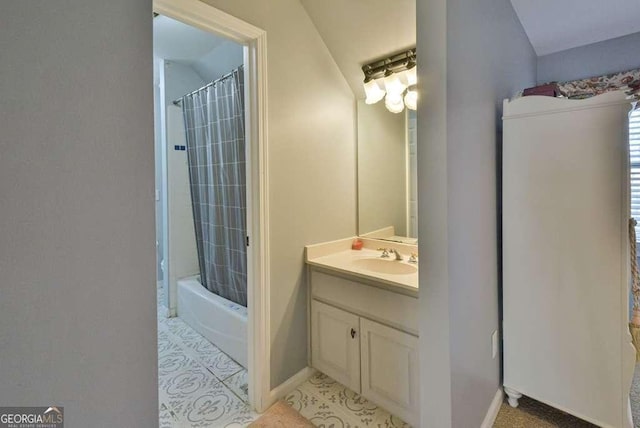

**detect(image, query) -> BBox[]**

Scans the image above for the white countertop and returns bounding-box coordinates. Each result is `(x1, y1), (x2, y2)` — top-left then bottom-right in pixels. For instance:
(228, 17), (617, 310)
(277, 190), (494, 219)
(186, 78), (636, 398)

(305, 238), (419, 296)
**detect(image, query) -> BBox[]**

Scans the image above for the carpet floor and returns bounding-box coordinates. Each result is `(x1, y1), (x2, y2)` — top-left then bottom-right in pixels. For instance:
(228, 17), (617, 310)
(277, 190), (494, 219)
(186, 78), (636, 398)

(631, 362), (640, 427)
(493, 396), (598, 427)
(494, 363), (640, 427)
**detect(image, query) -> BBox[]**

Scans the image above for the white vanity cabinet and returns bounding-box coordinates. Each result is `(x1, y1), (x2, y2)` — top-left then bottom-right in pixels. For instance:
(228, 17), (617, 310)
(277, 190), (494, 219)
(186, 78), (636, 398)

(359, 318), (419, 422)
(311, 300), (361, 393)
(309, 268), (419, 426)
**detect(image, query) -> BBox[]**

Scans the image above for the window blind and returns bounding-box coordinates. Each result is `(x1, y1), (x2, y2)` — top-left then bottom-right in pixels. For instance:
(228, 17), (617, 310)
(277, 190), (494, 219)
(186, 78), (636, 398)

(631, 109), (640, 240)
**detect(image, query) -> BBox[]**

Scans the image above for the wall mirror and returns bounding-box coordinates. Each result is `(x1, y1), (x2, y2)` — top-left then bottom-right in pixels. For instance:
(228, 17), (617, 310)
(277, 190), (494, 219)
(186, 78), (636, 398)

(357, 100), (417, 244)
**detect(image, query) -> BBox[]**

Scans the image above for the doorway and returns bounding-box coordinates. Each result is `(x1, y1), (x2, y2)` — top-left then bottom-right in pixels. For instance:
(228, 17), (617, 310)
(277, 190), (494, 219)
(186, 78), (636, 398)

(152, 0), (269, 424)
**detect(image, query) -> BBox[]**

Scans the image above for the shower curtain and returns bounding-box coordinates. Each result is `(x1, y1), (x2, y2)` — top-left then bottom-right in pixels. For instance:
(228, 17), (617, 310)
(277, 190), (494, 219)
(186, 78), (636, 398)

(181, 66), (247, 307)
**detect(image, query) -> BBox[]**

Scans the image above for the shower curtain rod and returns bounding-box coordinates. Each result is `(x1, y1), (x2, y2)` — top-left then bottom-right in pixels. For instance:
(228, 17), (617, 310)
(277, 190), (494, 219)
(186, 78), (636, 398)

(172, 64), (244, 106)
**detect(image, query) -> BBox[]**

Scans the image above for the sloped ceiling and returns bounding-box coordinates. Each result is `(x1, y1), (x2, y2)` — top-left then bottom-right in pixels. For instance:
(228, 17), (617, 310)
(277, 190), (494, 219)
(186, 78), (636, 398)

(300, 0), (415, 99)
(153, 15), (227, 62)
(509, 0), (640, 56)
(153, 15), (243, 83)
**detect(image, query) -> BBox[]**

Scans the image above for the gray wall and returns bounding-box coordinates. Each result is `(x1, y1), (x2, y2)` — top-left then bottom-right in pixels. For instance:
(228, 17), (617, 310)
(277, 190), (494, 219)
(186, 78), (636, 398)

(417, 0), (536, 425)
(537, 31), (640, 84)
(417, 0), (453, 423)
(0, 1), (158, 427)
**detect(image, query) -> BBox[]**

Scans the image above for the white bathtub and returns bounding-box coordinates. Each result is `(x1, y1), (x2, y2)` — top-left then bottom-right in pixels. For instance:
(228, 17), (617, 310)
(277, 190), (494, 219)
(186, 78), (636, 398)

(177, 275), (247, 368)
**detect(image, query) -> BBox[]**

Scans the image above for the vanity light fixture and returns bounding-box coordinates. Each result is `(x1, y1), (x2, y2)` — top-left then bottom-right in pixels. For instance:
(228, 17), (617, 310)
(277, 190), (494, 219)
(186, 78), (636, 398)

(364, 77), (386, 104)
(362, 48), (417, 113)
(385, 91), (405, 114)
(383, 69), (407, 97)
(404, 86), (418, 111)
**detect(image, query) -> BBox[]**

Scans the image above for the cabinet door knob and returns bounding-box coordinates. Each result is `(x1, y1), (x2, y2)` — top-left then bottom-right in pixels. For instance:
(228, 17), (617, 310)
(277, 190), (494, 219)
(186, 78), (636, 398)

(351, 328), (356, 339)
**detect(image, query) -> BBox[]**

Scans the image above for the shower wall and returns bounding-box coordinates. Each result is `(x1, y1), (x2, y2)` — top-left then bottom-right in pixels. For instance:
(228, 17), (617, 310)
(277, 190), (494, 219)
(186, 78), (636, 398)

(154, 70), (163, 282)
(155, 61), (204, 284)
(156, 60), (207, 312)
(167, 104), (200, 311)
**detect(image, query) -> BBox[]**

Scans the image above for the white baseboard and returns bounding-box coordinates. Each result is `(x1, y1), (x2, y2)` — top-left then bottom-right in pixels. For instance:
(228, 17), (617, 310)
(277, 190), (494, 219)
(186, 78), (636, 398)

(481, 388), (504, 428)
(265, 366), (315, 408)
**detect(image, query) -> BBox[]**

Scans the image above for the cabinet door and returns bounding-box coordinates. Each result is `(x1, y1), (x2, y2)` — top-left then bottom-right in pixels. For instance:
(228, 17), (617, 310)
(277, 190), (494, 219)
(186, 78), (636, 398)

(360, 318), (418, 426)
(311, 300), (361, 393)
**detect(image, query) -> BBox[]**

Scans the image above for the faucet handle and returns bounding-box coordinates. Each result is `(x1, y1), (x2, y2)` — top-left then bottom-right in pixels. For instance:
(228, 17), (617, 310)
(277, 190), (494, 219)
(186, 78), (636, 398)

(377, 247), (391, 258)
(408, 252), (419, 264)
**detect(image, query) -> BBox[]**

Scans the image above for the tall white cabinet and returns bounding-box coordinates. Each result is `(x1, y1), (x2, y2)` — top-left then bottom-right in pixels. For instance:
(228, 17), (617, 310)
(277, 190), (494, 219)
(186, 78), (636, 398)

(502, 91), (635, 428)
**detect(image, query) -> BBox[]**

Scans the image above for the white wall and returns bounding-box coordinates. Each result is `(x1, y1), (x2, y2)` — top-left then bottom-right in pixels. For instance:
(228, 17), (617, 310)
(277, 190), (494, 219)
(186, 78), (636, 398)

(537, 31), (640, 84)
(417, 0), (537, 425)
(193, 41), (244, 83)
(201, 0), (357, 388)
(357, 100), (407, 236)
(163, 61), (206, 106)
(154, 64), (164, 282)
(299, 0), (416, 99)
(159, 61), (204, 312)
(0, 1), (157, 426)
(166, 106), (199, 309)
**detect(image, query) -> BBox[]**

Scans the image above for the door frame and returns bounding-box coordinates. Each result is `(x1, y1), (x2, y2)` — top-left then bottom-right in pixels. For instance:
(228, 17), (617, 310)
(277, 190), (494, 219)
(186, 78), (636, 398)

(153, 0), (270, 412)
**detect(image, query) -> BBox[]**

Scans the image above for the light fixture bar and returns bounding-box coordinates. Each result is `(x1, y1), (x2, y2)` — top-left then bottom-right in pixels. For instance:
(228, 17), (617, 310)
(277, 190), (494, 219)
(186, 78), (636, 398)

(362, 48), (416, 81)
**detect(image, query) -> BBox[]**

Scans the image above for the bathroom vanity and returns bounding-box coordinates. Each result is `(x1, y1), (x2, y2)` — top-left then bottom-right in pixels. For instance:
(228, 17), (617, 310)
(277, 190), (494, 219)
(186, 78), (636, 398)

(305, 237), (419, 426)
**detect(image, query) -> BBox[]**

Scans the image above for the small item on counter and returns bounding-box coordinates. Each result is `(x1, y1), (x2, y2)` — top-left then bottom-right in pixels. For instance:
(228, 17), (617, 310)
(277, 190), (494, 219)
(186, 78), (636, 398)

(523, 83), (562, 97)
(351, 238), (363, 250)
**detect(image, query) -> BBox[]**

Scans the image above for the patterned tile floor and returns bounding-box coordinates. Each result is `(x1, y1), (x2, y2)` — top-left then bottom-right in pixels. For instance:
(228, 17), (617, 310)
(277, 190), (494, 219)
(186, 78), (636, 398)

(158, 285), (408, 427)
(284, 371), (411, 427)
(157, 287), (258, 427)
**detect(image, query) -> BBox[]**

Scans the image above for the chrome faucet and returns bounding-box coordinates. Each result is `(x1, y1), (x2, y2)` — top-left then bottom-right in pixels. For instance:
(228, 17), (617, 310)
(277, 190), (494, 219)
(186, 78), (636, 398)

(378, 247), (404, 261)
(391, 249), (403, 261)
(377, 247), (391, 258)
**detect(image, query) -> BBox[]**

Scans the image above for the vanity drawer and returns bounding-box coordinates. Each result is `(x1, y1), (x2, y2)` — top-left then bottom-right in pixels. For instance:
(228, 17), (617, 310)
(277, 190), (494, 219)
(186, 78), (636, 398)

(310, 269), (418, 335)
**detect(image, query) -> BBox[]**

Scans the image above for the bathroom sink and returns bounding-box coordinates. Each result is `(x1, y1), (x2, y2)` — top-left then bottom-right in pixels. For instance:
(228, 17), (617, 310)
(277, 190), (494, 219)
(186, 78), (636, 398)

(353, 258), (417, 275)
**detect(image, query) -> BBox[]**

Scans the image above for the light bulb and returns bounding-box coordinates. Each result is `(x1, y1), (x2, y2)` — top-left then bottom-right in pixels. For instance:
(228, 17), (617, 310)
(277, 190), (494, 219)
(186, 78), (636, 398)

(386, 91), (402, 104)
(384, 71), (406, 96)
(404, 89), (417, 110)
(363, 78), (385, 104)
(385, 92), (405, 113)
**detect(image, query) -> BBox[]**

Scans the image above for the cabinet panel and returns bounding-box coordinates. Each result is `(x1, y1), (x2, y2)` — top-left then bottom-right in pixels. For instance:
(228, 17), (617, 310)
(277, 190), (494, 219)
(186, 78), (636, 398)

(311, 300), (361, 393)
(311, 270), (418, 334)
(360, 318), (418, 426)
